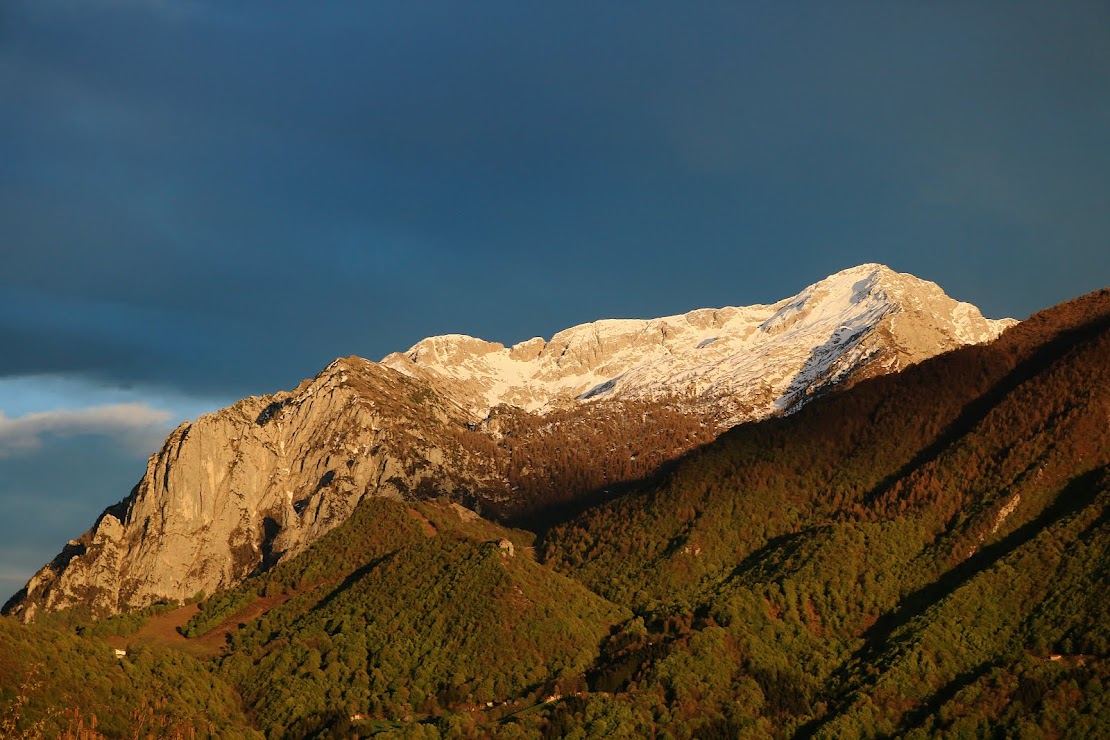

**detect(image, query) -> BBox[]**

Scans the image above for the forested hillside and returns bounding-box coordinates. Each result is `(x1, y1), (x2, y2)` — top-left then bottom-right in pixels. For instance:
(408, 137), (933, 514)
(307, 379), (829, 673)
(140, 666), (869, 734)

(211, 498), (628, 736)
(1, 289), (1106, 738)
(0, 615), (256, 738)
(538, 288), (1110, 736)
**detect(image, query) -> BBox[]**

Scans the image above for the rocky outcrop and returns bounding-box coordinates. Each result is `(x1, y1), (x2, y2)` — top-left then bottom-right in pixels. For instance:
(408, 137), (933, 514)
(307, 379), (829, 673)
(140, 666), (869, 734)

(5, 264), (1017, 620)
(6, 358), (503, 620)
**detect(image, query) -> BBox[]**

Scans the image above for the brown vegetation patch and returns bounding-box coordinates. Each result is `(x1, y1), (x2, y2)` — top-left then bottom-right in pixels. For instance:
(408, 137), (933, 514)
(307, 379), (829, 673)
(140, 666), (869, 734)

(405, 506), (439, 536)
(107, 592), (293, 658)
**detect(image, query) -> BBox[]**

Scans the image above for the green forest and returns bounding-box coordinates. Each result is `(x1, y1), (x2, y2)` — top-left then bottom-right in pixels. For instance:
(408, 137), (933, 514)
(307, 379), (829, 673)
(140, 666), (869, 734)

(2, 289), (1108, 738)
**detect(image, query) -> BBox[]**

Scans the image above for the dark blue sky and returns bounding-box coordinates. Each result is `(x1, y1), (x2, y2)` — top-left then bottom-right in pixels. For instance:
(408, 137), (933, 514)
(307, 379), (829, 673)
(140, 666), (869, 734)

(2, 1), (1109, 597)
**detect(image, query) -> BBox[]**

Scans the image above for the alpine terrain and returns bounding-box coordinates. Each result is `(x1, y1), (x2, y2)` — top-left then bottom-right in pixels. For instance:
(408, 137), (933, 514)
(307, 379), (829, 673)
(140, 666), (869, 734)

(1, 271), (1107, 738)
(5, 265), (1013, 621)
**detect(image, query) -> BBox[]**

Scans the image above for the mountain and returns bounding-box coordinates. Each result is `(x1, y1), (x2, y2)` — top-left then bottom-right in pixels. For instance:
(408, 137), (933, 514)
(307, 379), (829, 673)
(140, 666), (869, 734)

(382, 263), (1014, 423)
(537, 286), (1109, 736)
(1, 284), (1105, 738)
(4, 264), (1014, 621)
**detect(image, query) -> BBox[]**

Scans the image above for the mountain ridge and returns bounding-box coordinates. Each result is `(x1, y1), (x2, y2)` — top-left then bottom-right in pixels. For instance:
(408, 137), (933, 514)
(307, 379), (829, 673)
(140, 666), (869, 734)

(4, 263), (1015, 621)
(382, 263), (1015, 423)
(2, 284), (1106, 738)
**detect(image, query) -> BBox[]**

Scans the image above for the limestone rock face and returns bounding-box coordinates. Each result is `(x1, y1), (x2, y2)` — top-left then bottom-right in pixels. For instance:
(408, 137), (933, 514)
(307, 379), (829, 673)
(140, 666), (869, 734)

(5, 264), (1016, 620)
(6, 358), (501, 619)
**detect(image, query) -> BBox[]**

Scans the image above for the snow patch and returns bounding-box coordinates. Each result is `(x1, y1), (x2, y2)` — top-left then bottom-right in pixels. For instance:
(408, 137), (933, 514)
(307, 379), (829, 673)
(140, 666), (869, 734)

(373, 263), (1016, 425)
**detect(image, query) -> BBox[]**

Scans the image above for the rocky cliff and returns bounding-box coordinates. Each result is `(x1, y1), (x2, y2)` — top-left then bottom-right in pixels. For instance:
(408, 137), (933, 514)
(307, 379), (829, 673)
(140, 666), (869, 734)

(6, 359), (503, 620)
(4, 264), (1016, 620)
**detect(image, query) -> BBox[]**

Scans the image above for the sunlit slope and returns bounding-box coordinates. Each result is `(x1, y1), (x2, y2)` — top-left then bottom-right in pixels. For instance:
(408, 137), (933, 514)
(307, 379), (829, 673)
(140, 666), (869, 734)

(176, 498), (628, 737)
(0, 616), (257, 738)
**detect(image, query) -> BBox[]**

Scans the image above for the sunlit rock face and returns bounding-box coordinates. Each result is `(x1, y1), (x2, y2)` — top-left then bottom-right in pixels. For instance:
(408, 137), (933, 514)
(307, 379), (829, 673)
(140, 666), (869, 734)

(8, 359), (503, 618)
(382, 264), (1015, 423)
(6, 264), (1015, 620)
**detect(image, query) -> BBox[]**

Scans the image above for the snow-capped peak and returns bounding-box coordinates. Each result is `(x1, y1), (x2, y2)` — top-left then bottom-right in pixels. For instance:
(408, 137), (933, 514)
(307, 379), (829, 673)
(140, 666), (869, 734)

(381, 264), (1016, 425)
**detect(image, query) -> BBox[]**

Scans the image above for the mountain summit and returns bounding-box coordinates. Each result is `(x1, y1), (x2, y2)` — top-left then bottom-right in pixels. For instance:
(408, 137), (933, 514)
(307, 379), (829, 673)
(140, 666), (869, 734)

(5, 264), (1015, 620)
(383, 264), (1015, 423)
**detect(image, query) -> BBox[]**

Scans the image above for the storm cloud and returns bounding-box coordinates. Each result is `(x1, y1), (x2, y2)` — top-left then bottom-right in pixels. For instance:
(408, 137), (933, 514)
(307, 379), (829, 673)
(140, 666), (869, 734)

(3, 1), (1108, 397)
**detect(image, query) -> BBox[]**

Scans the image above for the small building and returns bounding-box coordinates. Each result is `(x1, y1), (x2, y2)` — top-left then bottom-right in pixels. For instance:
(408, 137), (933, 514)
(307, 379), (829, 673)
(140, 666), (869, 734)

(114, 649), (127, 659)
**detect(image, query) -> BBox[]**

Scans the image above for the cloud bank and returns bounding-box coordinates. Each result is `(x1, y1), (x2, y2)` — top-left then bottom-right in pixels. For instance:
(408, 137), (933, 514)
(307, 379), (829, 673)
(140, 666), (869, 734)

(0, 403), (173, 457)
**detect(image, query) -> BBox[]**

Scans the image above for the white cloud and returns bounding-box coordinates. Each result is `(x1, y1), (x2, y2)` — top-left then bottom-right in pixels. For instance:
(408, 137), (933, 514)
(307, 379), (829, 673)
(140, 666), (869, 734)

(0, 403), (173, 457)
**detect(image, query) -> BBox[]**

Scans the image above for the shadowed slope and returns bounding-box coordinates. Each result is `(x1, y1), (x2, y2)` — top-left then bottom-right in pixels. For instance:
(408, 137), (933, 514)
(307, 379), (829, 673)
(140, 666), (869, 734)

(536, 288), (1109, 737)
